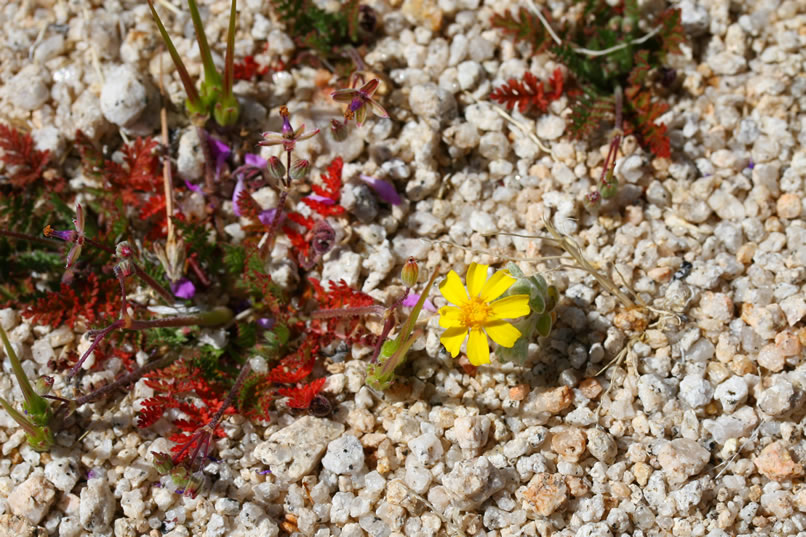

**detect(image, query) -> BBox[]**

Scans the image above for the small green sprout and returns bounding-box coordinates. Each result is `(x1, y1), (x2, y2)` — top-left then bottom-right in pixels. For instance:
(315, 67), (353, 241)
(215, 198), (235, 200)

(147, 0), (240, 126)
(0, 324), (54, 451)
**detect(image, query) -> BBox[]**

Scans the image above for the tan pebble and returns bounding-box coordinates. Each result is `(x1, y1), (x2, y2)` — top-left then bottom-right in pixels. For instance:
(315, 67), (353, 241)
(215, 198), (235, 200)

(523, 473), (567, 516)
(755, 441), (804, 481)
(757, 343), (786, 372)
(657, 438), (710, 485)
(749, 484), (763, 502)
(799, 327), (806, 348)
(731, 355), (755, 375)
(775, 330), (802, 357)
(794, 488), (806, 511)
(736, 243), (757, 264)
(551, 426), (587, 462)
(776, 193), (801, 219)
(633, 462), (651, 486)
(509, 384), (530, 401)
(532, 386), (573, 414)
(564, 476), (589, 497)
(613, 307), (649, 332)
(752, 516), (769, 528)
(579, 378), (603, 399)
(765, 216), (783, 233)
(610, 482), (631, 499)
(624, 205), (643, 225)
(647, 266), (672, 283)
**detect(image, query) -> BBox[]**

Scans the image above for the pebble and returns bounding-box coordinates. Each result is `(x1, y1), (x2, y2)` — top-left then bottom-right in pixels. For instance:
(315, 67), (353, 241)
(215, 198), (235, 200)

(536, 115), (565, 140)
(550, 427), (587, 462)
(442, 457), (504, 509)
(322, 435), (365, 475)
(43, 457), (79, 492)
(522, 473), (567, 516)
(757, 379), (795, 416)
(322, 250), (363, 288)
(713, 376), (748, 412)
(79, 474), (114, 532)
(0, 309), (19, 331)
(702, 406), (758, 445)
(100, 64), (158, 133)
(254, 417), (344, 480)
(526, 386), (573, 415)
(586, 429), (617, 464)
(341, 182), (379, 224)
(7, 65), (50, 111)
(457, 61), (482, 90)
(408, 433), (444, 466)
(176, 129), (205, 181)
(409, 83), (457, 125)
(754, 442), (804, 481)
(678, 375), (714, 408)
(452, 416), (490, 451)
(8, 473), (56, 525)
(776, 193), (801, 219)
(657, 439), (710, 485)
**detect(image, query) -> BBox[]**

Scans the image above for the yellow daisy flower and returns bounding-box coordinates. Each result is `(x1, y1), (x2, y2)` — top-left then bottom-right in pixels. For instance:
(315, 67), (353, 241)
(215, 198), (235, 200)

(438, 263), (531, 366)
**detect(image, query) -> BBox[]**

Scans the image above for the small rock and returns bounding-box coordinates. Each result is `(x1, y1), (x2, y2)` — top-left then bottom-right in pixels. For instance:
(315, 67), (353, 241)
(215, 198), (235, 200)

(341, 182), (379, 224)
(526, 386), (573, 414)
(678, 0), (709, 35)
(33, 34), (65, 63)
(452, 416), (491, 450)
(536, 115), (565, 140)
(322, 249), (363, 288)
(579, 378), (603, 400)
(777, 193), (802, 219)
(457, 61), (482, 90)
(408, 433), (444, 466)
(322, 434), (365, 475)
(254, 416), (345, 481)
(409, 83), (457, 124)
(754, 442), (803, 481)
(679, 375), (714, 408)
(522, 473), (567, 516)
(775, 330), (802, 357)
(44, 457), (79, 492)
(442, 457), (505, 509)
(176, 129), (205, 180)
(708, 52), (746, 75)
(714, 376), (748, 412)
(100, 64), (159, 134)
(586, 429), (617, 463)
(576, 522), (614, 537)
(7, 65), (50, 111)
(8, 474), (56, 525)
(550, 427), (587, 462)
(30, 339), (55, 366)
(0, 514), (46, 537)
(657, 439), (710, 485)
(757, 379), (795, 416)
(0, 308), (19, 331)
(79, 475), (114, 531)
(702, 407), (758, 444)
(757, 343), (785, 372)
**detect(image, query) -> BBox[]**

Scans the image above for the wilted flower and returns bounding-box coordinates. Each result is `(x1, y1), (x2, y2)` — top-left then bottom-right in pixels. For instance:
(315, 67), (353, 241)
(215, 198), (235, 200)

(359, 173), (401, 205)
(258, 106), (319, 152)
(331, 79), (389, 126)
(43, 203), (86, 268)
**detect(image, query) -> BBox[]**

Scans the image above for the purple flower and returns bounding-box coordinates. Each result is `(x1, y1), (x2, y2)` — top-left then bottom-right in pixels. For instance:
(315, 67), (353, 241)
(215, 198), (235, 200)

(244, 153), (267, 168)
(747, 159), (755, 170)
(331, 79), (389, 126)
(208, 136), (232, 179)
(258, 208), (285, 228)
(359, 174), (401, 205)
(257, 317), (275, 330)
(44, 203), (86, 268)
(305, 193), (335, 205)
(184, 180), (202, 193)
(402, 292), (437, 313)
(170, 278), (196, 299)
(258, 106), (319, 153)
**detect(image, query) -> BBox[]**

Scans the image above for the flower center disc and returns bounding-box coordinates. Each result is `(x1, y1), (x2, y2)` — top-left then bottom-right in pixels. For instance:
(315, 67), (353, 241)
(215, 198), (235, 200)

(460, 298), (492, 329)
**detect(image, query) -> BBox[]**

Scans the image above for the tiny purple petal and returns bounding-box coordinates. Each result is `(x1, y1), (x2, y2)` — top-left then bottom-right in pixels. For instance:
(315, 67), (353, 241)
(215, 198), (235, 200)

(258, 209), (285, 228)
(747, 159), (755, 170)
(245, 153), (267, 168)
(259, 468), (273, 475)
(305, 193), (335, 205)
(257, 317), (275, 330)
(184, 180), (202, 193)
(208, 136), (232, 178)
(402, 293), (437, 313)
(170, 278), (196, 299)
(49, 229), (77, 242)
(232, 176), (246, 217)
(360, 174), (401, 205)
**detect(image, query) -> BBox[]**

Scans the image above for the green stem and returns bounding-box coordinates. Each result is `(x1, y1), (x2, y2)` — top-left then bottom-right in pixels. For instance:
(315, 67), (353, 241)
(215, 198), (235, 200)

(393, 267), (439, 347)
(223, 0), (236, 99)
(146, 0), (205, 115)
(0, 396), (38, 437)
(0, 325), (48, 419)
(187, 0), (222, 91)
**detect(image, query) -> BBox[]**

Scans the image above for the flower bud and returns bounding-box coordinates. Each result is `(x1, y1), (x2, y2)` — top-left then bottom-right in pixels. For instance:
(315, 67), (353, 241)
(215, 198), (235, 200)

(311, 220), (335, 255)
(330, 118), (349, 141)
(34, 376), (53, 396)
(116, 241), (134, 259)
(401, 258), (419, 287)
(267, 156), (286, 181)
(289, 159), (310, 181)
(152, 452), (174, 475)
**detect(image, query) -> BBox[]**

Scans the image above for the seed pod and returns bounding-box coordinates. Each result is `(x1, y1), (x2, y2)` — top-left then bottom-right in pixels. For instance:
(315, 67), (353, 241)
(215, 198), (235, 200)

(401, 258), (419, 287)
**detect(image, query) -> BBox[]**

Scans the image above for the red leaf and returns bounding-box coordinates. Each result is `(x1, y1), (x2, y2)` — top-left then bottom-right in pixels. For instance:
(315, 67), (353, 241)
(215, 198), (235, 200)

(490, 68), (565, 114)
(0, 123), (51, 188)
(277, 378), (326, 409)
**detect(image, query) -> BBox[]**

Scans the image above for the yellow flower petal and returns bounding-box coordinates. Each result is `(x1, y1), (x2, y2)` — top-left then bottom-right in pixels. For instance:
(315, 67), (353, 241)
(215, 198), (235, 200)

(466, 263), (489, 297)
(485, 320), (522, 348)
(489, 294), (531, 320)
(479, 270), (516, 302)
(439, 270), (469, 306)
(466, 328), (490, 365)
(438, 306), (464, 328)
(440, 327), (467, 357)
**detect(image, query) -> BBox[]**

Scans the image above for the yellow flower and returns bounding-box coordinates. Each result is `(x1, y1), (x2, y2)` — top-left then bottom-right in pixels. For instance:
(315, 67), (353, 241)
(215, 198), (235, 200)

(438, 263), (531, 366)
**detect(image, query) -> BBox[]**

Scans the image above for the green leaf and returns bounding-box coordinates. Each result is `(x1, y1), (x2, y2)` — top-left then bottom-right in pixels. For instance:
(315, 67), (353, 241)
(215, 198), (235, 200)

(535, 312), (553, 338)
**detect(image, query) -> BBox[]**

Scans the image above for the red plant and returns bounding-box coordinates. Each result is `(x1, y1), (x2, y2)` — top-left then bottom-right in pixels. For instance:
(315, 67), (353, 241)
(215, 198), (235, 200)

(233, 56), (270, 80)
(302, 157), (346, 217)
(624, 51), (671, 158)
(309, 278), (377, 347)
(0, 123), (54, 189)
(21, 272), (121, 329)
(277, 377), (326, 409)
(490, 68), (565, 114)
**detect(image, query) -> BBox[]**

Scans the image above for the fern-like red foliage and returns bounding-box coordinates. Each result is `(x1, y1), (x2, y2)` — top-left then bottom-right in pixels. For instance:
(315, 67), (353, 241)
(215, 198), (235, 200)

(490, 68), (565, 114)
(302, 156), (346, 217)
(277, 377), (327, 409)
(0, 123), (52, 189)
(309, 278), (377, 347)
(21, 272), (121, 329)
